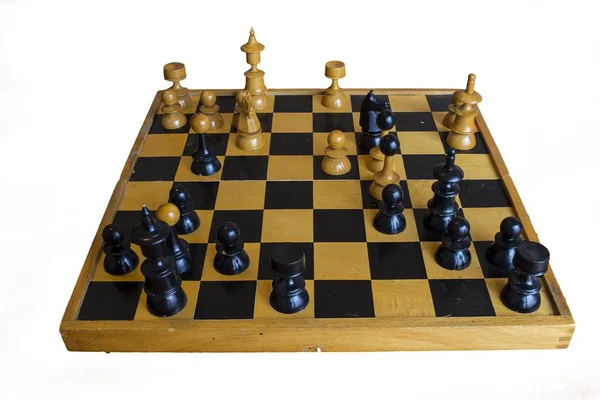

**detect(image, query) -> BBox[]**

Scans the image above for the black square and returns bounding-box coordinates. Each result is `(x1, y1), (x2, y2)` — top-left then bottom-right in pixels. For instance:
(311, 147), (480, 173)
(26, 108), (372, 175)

(113, 210), (144, 234)
(172, 181), (219, 210)
(265, 181), (313, 209)
(183, 133), (229, 156)
(270, 133), (313, 155)
(426, 95), (453, 112)
(274, 95), (313, 112)
(429, 279), (496, 317)
(350, 94), (390, 112)
(413, 208), (466, 242)
(459, 180), (511, 208)
(221, 156), (269, 180)
(439, 132), (489, 154)
(403, 154), (446, 179)
(148, 114), (193, 134)
(313, 113), (354, 132)
(130, 157), (180, 181)
(314, 280), (375, 318)
(367, 242), (427, 279)
(232, 113), (273, 133)
(313, 156), (359, 180)
(209, 210), (264, 243)
(194, 281), (257, 320)
(78, 282), (143, 321)
(394, 112), (437, 131)
(360, 180), (411, 209)
(258, 242), (314, 280)
(474, 241), (511, 278)
(214, 95), (236, 113)
(314, 209), (366, 242)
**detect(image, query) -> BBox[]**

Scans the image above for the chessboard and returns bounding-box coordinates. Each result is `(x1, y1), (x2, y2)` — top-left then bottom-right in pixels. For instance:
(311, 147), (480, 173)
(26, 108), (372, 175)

(60, 88), (574, 352)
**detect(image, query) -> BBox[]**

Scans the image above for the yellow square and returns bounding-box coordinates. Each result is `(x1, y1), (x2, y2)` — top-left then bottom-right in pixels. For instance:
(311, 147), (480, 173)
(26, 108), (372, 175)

(357, 154), (407, 181)
(271, 113), (313, 133)
(254, 280), (315, 319)
(432, 111), (450, 132)
(388, 95), (431, 112)
(206, 113), (234, 134)
(485, 278), (557, 316)
(134, 281), (199, 321)
(372, 280), (436, 317)
(139, 134), (187, 157)
(261, 209), (313, 242)
(312, 94), (352, 113)
(462, 208), (515, 241)
(174, 156), (224, 182)
(313, 181), (363, 209)
(225, 133), (271, 156)
(201, 243), (260, 281)
(215, 181), (266, 210)
(420, 242), (484, 279)
(92, 244), (144, 282)
(119, 181), (173, 211)
(313, 132), (357, 155)
(456, 154), (500, 180)
(181, 210), (213, 243)
(363, 209), (420, 242)
(267, 156), (313, 180)
(314, 243), (370, 280)
(352, 112), (362, 132)
(397, 131), (445, 155)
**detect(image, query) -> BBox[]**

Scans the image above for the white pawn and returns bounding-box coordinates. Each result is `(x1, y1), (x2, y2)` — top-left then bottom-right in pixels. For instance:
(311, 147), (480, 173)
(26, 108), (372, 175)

(321, 130), (351, 176)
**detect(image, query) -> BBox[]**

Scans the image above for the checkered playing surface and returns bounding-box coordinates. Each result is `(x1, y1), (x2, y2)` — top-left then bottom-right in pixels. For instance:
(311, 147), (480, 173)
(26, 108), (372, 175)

(77, 92), (557, 322)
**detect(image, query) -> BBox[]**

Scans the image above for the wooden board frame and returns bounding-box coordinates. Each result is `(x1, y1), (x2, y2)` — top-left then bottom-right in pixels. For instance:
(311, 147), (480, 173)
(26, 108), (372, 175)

(60, 89), (574, 352)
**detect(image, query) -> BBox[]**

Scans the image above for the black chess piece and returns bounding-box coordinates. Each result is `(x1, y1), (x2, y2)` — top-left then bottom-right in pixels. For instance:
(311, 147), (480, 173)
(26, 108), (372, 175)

(102, 224), (139, 275)
(435, 216), (472, 271)
(423, 147), (464, 235)
(191, 130), (221, 176)
(169, 184), (200, 235)
(131, 206), (187, 317)
(486, 216), (523, 270)
(501, 241), (550, 313)
(358, 90), (391, 149)
(373, 183), (406, 235)
(156, 203), (193, 279)
(269, 243), (309, 314)
(213, 222), (250, 275)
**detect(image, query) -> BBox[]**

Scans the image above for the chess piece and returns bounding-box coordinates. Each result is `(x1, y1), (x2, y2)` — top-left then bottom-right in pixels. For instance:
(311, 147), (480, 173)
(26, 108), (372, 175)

(501, 241), (550, 313)
(446, 73), (482, 150)
(160, 89), (187, 130)
(156, 203), (193, 279)
(486, 217), (524, 270)
(367, 109), (395, 173)
(235, 90), (264, 151)
(269, 243), (309, 314)
(373, 183), (406, 235)
(190, 113), (221, 176)
(423, 147), (464, 235)
(369, 134), (400, 201)
(200, 90), (224, 130)
(163, 62), (192, 110)
(358, 90), (391, 149)
(213, 222), (250, 275)
(131, 206), (187, 317)
(435, 216), (472, 271)
(241, 28), (268, 111)
(442, 90), (462, 129)
(321, 130), (351, 176)
(169, 185), (200, 235)
(102, 224), (138, 275)
(322, 61), (347, 109)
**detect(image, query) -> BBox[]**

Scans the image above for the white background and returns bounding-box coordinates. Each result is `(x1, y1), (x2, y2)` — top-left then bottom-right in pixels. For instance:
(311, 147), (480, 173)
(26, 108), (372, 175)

(1, 0), (599, 398)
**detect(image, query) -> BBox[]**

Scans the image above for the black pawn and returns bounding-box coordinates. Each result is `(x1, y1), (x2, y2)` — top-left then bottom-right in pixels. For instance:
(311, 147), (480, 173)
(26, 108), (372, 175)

(373, 183), (406, 235)
(269, 243), (309, 314)
(102, 224), (138, 275)
(213, 222), (250, 275)
(191, 131), (221, 176)
(423, 147), (464, 235)
(501, 241), (550, 313)
(169, 185), (200, 235)
(358, 90), (391, 149)
(435, 216), (472, 271)
(486, 217), (523, 270)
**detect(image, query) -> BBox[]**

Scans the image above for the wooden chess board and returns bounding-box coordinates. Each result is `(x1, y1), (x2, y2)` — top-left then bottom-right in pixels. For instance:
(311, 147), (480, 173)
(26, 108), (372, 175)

(60, 89), (574, 352)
